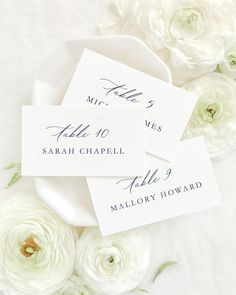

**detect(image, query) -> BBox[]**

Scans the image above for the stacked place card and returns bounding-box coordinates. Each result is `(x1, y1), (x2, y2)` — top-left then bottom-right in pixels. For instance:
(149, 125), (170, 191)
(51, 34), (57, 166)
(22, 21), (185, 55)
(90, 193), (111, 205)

(21, 49), (221, 236)
(87, 137), (221, 235)
(63, 49), (198, 161)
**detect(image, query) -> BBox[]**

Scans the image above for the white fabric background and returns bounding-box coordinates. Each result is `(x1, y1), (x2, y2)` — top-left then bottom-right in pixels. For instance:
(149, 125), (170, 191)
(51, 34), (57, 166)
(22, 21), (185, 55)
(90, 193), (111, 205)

(0, 1), (236, 294)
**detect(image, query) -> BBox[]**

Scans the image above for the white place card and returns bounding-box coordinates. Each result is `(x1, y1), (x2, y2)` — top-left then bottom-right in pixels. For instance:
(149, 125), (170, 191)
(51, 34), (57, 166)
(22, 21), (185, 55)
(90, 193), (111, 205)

(87, 137), (221, 236)
(21, 105), (145, 176)
(63, 49), (198, 161)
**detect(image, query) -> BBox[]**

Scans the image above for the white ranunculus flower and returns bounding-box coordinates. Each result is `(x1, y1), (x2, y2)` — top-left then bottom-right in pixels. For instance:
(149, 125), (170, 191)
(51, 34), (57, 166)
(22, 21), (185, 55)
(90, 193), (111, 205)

(101, 0), (236, 85)
(183, 73), (236, 158)
(53, 275), (91, 295)
(0, 192), (77, 295)
(219, 35), (236, 79)
(75, 227), (150, 295)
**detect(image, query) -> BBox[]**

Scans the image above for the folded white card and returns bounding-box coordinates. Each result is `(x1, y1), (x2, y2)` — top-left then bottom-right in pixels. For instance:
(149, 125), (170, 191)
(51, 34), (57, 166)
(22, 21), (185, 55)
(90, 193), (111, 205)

(87, 137), (221, 236)
(63, 49), (197, 161)
(21, 106), (145, 176)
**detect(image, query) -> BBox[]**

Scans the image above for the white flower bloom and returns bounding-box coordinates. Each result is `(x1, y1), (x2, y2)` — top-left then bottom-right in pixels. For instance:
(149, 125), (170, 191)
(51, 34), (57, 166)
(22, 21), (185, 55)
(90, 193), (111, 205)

(75, 227), (150, 295)
(0, 193), (77, 295)
(101, 0), (236, 85)
(183, 73), (236, 158)
(219, 35), (236, 79)
(53, 275), (91, 295)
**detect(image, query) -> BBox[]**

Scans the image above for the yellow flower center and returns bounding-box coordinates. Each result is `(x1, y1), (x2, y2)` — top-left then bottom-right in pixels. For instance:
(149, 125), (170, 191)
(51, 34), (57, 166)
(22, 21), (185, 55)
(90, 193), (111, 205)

(108, 256), (114, 263)
(169, 7), (203, 39)
(198, 101), (223, 124)
(227, 53), (236, 69)
(206, 107), (216, 118)
(184, 11), (199, 27)
(20, 238), (41, 257)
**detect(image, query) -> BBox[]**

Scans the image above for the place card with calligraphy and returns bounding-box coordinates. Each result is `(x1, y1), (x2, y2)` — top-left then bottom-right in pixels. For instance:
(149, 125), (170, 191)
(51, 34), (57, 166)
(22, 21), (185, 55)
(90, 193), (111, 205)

(63, 49), (198, 161)
(21, 105), (145, 176)
(87, 137), (221, 236)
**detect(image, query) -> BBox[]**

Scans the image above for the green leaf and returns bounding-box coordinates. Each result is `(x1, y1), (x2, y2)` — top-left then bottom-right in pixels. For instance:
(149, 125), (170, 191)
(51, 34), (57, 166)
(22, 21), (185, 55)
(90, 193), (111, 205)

(4, 162), (19, 170)
(216, 64), (221, 73)
(6, 171), (21, 188)
(138, 289), (149, 293)
(152, 261), (178, 283)
(4, 162), (22, 188)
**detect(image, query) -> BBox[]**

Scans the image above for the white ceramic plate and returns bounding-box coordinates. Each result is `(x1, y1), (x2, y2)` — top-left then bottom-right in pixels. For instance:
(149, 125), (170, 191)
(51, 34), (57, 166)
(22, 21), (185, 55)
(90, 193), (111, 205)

(33, 35), (172, 226)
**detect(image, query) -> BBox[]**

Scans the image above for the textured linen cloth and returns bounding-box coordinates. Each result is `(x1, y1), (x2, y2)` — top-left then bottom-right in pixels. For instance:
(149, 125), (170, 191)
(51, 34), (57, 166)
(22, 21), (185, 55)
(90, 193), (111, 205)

(0, 1), (236, 294)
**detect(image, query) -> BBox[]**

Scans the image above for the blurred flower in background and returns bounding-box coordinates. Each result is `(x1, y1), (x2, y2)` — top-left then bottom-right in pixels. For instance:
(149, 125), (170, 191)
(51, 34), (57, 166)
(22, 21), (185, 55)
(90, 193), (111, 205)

(0, 193), (77, 295)
(219, 34), (236, 79)
(100, 0), (236, 85)
(75, 227), (150, 294)
(183, 73), (236, 158)
(53, 275), (91, 295)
